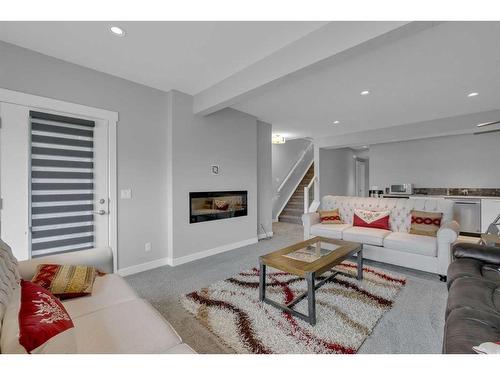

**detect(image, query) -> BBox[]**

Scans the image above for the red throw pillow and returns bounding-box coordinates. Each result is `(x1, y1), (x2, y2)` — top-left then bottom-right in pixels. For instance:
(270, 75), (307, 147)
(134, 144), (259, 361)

(353, 209), (390, 230)
(18, 280), (74, 353)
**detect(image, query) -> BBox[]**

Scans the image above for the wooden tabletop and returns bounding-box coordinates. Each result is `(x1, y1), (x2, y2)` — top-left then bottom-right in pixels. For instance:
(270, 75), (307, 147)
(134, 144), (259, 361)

(260, 236), (362, 277)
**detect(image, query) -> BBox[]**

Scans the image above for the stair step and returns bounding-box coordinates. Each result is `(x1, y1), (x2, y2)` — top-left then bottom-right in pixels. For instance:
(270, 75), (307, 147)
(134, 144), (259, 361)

(282, 208), (303, 215)
(286, 203), (303, 209)
(278, 162), (313, 225)
(278, 215), (303, 224)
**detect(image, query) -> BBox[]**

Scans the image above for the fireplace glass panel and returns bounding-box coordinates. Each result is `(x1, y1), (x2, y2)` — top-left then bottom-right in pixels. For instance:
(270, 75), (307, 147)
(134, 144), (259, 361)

(189, 191), (248, 223)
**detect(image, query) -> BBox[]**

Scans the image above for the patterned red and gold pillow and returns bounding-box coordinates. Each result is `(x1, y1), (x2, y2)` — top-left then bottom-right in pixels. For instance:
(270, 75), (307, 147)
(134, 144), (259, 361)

(31, 264), (97, 300)
(319, 209), (342, 224)
(409, 210), (442, 237)
(18, 280), (75, 353)
(353, 209), (390, 230)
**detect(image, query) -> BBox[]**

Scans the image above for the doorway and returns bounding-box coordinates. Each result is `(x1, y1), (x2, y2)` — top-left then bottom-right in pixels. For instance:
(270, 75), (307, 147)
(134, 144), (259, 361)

(0, 89), (117, 270)
(355, 158), (369, 197)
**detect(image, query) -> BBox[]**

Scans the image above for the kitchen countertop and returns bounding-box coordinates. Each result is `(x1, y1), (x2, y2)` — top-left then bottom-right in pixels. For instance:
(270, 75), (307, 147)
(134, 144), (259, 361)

(411, 195), (500, 200)
(381, 194), (500, 200)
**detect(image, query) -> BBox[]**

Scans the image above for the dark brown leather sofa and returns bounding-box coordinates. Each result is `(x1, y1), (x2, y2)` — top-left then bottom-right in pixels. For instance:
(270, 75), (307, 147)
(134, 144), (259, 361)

(443, 242), (500, 353)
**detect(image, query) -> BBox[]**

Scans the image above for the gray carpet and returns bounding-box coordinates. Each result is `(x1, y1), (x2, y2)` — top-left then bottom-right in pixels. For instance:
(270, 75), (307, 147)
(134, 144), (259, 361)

(126, 222), (447, 354)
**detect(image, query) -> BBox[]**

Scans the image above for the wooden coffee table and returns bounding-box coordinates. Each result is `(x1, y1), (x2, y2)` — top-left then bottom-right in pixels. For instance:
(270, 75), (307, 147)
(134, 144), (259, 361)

(258, 236), (363, 326)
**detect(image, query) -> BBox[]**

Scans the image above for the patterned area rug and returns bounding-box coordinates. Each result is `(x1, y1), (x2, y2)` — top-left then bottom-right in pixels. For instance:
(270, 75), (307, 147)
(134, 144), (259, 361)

(180, 261), (406, 354)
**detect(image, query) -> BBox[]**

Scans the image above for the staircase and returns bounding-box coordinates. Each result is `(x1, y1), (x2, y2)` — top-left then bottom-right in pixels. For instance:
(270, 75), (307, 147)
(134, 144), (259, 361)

(278, 163), (314, 224)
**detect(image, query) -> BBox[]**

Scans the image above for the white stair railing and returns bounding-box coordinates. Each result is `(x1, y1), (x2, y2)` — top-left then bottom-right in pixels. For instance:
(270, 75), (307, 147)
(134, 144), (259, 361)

(273, 141), (314, 220)
(304, 175), (319, 213)
(276, 142), (314, 193)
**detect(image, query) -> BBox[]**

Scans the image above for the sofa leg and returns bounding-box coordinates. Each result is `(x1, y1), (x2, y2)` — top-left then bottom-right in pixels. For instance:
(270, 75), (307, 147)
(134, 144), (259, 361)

(439, 275), (447, 282)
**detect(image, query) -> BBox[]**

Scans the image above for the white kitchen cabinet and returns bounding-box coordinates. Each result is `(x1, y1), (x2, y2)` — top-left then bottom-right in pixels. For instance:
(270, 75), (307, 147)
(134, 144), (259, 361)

(481, 199), (500, 232)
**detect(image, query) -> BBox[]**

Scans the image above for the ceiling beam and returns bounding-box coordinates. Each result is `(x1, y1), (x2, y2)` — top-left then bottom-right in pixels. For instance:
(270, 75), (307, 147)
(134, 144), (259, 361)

(193, 21), (438, 116)
(315, 110), (500, 150)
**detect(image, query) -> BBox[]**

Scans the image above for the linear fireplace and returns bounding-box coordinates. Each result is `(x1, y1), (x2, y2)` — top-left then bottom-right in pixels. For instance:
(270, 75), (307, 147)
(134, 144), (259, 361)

(189, 191), (248, 223)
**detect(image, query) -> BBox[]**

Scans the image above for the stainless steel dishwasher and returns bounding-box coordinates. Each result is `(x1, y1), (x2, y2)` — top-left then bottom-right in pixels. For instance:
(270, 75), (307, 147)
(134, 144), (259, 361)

(448, 198), (482, 235)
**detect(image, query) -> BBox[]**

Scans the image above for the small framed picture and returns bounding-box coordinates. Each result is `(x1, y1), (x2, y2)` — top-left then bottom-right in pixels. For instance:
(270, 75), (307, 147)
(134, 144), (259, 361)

(211, 165), (220, 175)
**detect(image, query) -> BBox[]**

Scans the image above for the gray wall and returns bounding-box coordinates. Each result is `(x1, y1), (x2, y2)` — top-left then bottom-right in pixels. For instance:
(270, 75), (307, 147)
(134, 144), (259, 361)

(257, 121), (273, 236)
(0, 41), (168, 270)
(272, 138), (311, 190)
(319, 148), (356, 198)
(168, 91), (258, 260)
(370, 133), (500, 189)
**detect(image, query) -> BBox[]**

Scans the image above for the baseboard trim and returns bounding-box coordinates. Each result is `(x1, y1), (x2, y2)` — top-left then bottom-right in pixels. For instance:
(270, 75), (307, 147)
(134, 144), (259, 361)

(117, 237), (260, 275)
(117, 257), (170, 277)
(168, 237), (258, 267)
(258, 231), (274, 240)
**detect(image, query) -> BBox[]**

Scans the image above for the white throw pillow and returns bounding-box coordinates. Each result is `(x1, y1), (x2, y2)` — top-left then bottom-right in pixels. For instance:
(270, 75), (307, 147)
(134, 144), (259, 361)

(473, 342), (500, 354)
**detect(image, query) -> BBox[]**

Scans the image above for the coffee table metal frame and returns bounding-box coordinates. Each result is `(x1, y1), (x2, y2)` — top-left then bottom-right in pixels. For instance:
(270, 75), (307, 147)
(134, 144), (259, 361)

(258, 237), (363, 326)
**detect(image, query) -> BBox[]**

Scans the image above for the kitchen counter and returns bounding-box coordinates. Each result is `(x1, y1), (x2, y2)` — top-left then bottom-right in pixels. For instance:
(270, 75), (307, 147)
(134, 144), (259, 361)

(382, 194), (500, 199)
(411, 195), (500, 200)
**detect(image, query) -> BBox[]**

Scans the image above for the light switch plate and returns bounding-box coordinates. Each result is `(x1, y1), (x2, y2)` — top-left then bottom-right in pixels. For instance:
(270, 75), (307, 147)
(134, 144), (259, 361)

(120, 189), (132, 199)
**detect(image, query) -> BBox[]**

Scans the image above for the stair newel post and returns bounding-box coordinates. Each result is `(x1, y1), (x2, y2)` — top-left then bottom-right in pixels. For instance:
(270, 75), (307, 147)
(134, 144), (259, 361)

(304, 185), (310, 214)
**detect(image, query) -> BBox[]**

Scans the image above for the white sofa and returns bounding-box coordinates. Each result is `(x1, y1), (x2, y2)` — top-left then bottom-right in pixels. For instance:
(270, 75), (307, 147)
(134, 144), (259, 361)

(0, 242), (195, 354)
(302, 196), (460, 277)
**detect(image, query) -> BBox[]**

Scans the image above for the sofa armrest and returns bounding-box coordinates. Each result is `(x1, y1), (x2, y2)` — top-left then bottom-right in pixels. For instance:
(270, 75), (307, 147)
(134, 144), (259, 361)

(437, 220), (460, 243)
(452, 242), (500, 265)
(17, 247), (114, 280)
(302, 212), (320, 239)
(435, 221), (460, 275)
(302, 212), (320, 227)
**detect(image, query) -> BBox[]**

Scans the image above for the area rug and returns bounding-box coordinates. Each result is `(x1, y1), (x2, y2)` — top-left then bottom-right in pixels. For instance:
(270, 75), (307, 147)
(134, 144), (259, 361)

(180, 261), (406, 354)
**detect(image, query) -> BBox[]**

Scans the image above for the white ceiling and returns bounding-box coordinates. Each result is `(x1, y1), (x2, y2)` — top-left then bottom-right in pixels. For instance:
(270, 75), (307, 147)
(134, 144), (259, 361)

(231, 21), (500, 139)
(1, 21), (499, 143)
(0, 21), (325, 94)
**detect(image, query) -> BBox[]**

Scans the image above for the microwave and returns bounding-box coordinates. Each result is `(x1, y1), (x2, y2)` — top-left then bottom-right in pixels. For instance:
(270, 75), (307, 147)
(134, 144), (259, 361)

(389, 184), (413, 195)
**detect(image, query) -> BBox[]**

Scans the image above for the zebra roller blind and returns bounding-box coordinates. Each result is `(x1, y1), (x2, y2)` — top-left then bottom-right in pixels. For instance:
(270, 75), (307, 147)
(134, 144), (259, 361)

(30, 111), (95, 257)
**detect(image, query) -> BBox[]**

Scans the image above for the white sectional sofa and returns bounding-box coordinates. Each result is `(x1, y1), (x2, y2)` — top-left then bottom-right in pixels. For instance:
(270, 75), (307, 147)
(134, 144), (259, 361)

(0, 243), (195, 354)
(302, 196), (460, 277)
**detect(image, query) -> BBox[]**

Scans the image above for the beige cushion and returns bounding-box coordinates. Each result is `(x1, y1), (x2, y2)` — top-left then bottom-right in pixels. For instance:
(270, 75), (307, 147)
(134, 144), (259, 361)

(383, 232), (438, 257)
(62, 274), (138, 318)
(310, 223), (352, 239)
(73, 299), (182, 353)
(165, 343), (197, 354)
(0, 240), (20, 330)
(17, 247), (113, 280)
(342, 227), (391, 246)
(0, 287), (20, 353)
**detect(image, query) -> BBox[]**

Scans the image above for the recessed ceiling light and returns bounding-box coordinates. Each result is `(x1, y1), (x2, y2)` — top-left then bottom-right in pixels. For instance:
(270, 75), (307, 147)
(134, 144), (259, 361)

(360, 90), (370, 96)
(467, 92), (479, 98)
(333, 120), (340, 125)
(110, 26), (125, 36)
(362, 145), (368, 149)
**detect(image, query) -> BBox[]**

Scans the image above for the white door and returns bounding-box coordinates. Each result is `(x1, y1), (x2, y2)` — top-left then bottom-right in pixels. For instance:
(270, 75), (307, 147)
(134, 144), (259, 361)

(0, 102), (110, 261)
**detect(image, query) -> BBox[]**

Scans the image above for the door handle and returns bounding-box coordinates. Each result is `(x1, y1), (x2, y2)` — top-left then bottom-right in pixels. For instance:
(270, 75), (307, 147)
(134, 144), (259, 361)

(94, 209), (106, 215)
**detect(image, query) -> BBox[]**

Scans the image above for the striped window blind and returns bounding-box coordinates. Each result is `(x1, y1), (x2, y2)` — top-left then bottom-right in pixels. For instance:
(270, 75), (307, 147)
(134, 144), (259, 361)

(30, 111), (95, 257)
